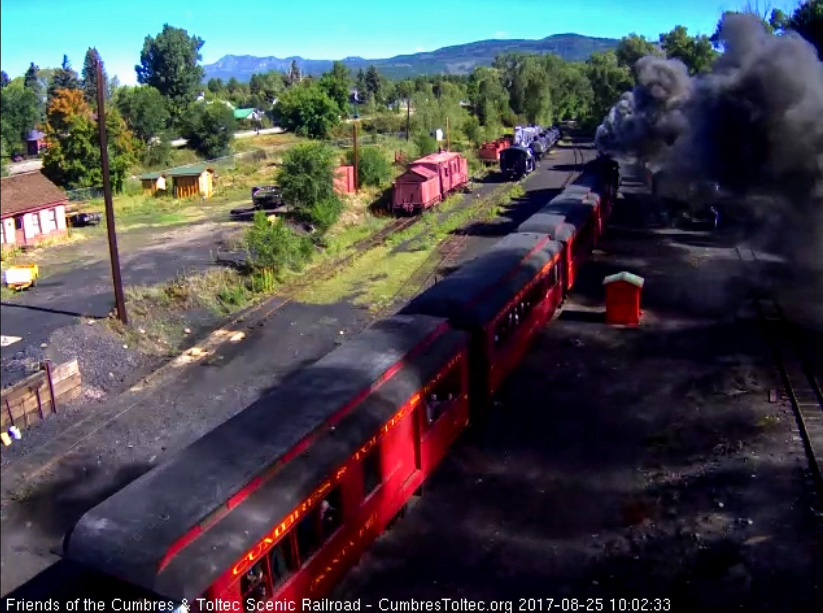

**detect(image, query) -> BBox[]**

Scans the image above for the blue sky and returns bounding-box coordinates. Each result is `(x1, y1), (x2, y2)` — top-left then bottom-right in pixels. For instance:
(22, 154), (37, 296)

(0, 0), (799, 84)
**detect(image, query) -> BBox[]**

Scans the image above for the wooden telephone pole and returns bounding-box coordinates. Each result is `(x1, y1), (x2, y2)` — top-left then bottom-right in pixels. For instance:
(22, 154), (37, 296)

(406, 96), (411, 142)
(446, 117), (450, 151)
(96, 57), (127, 324)
(352, 122), (359, 192)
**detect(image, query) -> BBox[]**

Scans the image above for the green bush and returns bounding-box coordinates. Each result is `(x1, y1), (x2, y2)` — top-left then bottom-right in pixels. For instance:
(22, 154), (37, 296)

(278, 143), (336, 208)
(345, 146), (392, 187)
(301, 197), (344, 233)
(245, 211), (314, 278)
(414, 131), (438, 157)
(361, 113), (407, 134)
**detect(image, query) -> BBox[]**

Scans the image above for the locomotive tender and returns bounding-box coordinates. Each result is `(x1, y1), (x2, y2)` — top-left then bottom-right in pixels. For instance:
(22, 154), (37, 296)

(47, 156), (621, 610)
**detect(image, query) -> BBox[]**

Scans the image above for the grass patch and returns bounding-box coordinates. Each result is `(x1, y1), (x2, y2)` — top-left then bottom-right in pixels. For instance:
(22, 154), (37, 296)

(117, 268), (266, 354)
(300, 181), (521, 311)
(297, 244), (431, 310)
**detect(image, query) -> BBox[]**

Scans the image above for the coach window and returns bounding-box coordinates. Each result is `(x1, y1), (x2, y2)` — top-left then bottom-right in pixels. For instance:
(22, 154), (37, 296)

(240, 558), (269, 610)
(268, 533), (296, 589)
(296, 485), (343, 566)
(363, 445), (382, 498)
(425, 365), (462, 425)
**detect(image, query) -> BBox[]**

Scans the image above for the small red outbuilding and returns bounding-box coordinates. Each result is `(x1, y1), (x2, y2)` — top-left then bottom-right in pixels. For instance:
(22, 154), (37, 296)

(334, 165), (356, 195)
(603, 271), (644, 326)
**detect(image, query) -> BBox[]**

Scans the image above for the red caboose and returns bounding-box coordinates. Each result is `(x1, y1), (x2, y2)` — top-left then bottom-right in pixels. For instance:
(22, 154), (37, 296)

(392, 152), (468, 214)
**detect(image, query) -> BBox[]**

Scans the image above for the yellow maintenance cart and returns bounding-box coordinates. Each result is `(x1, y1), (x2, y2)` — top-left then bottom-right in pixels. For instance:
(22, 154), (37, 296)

(3, 264), (39, 291)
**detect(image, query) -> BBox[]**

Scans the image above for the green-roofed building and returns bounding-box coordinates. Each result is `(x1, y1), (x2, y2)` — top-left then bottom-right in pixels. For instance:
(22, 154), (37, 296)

(168, 164), (215, 199)
(234, 108), (263, 122)
(138, 171), (168, 196)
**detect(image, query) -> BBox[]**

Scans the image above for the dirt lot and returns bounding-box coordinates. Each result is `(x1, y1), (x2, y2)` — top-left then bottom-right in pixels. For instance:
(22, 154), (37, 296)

(333, 162), (823, 611)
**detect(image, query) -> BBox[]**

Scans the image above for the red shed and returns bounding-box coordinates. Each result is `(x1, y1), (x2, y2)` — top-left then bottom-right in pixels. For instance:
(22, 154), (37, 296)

(334, 165), (355, 195)
(604, 272), (644, 326)
(393, 165), (441, 213)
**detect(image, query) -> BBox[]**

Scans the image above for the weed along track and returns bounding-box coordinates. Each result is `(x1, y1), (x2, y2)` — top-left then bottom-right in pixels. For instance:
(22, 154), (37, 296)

(738, 247), (823, 510)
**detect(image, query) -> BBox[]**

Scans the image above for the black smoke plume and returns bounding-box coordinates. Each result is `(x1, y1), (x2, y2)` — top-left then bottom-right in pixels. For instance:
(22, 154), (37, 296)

(596, 13), (823, 266)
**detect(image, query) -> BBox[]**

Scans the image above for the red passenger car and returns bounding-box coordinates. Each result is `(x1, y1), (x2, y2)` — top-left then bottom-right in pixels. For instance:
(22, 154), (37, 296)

(402, 233), (564, 416)
(392, 151), (469, 214)
(65, 315), (470, 607)
(517, 197), (598, 293)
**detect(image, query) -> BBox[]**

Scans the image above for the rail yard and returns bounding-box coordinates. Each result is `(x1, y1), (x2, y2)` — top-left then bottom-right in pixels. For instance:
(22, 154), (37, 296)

(4, 133), (821, 611)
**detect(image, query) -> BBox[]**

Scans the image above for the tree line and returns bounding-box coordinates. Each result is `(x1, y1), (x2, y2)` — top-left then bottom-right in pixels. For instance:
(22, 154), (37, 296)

(0, 1), (819, 188)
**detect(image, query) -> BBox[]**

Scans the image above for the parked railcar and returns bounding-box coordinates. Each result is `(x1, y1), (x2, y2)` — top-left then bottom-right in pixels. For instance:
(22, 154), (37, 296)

(392, 152), (469, 214)
(65, 315), (471, 606)
(500, 145), (535, 180)
(402, 233), (564, 418)
(479, 137), (512, 165)
(517, 197), (598, 292)
(529, 134), (548, 161)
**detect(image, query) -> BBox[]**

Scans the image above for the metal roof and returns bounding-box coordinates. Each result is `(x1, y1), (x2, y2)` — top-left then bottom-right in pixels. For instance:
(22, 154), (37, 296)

(65, 314), (457, 599)
(167, 164), (213, 177)
(414, 151), (463, 165)
(604, 271), (645, 288)
(402, 233), (563, 328)
(403, 165), (439, 180)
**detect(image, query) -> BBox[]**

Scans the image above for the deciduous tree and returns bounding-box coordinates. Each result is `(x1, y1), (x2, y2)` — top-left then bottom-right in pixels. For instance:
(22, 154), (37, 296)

(273, 83), (341, 138)
(318, 61), (351, 115)
(116, 85), (170, 143)
(615, 34), (664, 72)
(136, 24), (205, 119)
(585, 50), (633, 127)
(660, 26), (719, 74)
(179, 101), (235, 158)
(783, 0), (823, 57)
(1, 71), (9, 89)
(0, 82), (41, 155)
(42, 88), (136, 190)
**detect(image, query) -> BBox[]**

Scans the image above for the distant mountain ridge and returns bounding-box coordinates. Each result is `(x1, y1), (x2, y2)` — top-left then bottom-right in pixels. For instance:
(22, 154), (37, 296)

(202, 33), (618, 82)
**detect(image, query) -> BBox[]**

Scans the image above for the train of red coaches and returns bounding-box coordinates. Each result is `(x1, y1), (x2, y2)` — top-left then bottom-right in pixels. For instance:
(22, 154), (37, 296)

(54, 154), (620, 609)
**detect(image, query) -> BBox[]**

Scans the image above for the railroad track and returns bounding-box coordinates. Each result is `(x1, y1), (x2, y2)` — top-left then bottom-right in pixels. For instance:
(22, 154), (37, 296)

(736, 246), (823, 507)
(278, 216), (422, 297)
(562, 142), (583, 188)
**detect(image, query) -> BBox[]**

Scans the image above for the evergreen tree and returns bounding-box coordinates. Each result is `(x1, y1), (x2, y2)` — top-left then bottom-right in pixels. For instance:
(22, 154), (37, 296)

(82, 47), (109, 104)
(355, 68), (367, 99)
(288, 60), (302, 86)
(48, 55), (80, 100)
(365, 65), (382, 101)
(23, 63), (41, 97)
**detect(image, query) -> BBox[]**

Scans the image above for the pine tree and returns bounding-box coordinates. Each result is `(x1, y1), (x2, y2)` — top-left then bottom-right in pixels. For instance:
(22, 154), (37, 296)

(82, 47), (108, 104)
(49, 55), (80, 100)
(288, 60), (301, 86)
(23, 63), (40, 91)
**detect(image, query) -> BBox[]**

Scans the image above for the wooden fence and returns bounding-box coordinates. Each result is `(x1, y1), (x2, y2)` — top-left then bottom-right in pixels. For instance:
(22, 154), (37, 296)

(1, 360), (82, 430)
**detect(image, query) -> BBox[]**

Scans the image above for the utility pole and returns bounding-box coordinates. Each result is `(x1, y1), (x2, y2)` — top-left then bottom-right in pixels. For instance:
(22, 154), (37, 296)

(96, 57), (127, 325)
(352, 121), (359, 193)
(406, 96), (411, 142)
(446, 116), (450, 151)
